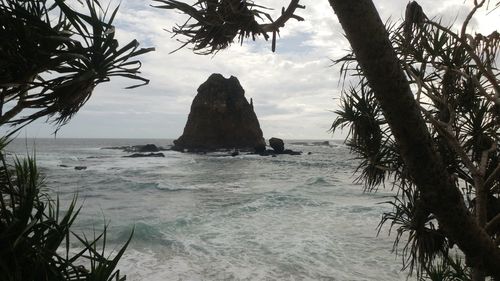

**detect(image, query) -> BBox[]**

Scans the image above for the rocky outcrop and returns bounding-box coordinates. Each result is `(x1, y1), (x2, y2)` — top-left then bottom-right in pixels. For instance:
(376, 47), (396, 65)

(135, 144), (161, 152)
(256, 137), (302, 156)
(173, 74), (266, 152)
(123, 152), (165, 158)
(269, 137), (284, 153)
(102, 144), (165, 152)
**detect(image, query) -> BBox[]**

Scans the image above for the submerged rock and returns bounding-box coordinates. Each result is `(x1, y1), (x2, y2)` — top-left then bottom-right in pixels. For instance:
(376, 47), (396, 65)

(124, 153), (165, 158)
(102, 144), (166, 152)
(312, 141), (330, 146)
(172, 73), (266, 152)
(135, 144), (161, 152)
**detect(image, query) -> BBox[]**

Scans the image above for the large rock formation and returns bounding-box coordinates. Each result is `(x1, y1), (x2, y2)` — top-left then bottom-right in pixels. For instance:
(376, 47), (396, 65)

(173, 74), (266, 152)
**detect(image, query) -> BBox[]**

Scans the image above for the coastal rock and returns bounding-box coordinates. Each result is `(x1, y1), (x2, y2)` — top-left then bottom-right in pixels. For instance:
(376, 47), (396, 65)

(102, 144), (165, 152)
(257, 149), (302, 156)
(124, 153), (165, 158)
(269, 137), (285, 153)
(173, 74), (266, 152)
(256, 137), (302, 156)
(135, 144), (161, 152)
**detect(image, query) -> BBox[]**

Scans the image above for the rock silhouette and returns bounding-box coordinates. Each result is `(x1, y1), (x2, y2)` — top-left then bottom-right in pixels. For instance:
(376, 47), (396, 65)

(173, 74), (266, 152)
(269, 137), (285, 153)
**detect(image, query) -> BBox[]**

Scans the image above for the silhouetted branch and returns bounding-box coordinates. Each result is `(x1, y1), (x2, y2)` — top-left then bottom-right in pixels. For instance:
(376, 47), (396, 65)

(153, 0), (304, 53)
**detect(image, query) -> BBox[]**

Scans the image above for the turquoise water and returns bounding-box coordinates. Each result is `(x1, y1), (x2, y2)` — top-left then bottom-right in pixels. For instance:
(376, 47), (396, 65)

(6, 138), (408, 280)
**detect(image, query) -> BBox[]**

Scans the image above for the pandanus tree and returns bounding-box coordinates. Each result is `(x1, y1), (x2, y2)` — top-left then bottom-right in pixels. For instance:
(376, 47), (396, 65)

(0, 0), (152, 279)
(0, 0), (154, 134)
(155, 0), (500, 279)
(330, 1), (500, 280)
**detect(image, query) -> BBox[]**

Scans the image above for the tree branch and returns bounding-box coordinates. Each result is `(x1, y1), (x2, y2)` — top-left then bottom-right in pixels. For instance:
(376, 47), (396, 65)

(260, 0), (305, 33)
(461, 0), (485, 38)
(486, 213), (500, 234)
(426, 21), (500, 100)
(153, 0), (305, 53)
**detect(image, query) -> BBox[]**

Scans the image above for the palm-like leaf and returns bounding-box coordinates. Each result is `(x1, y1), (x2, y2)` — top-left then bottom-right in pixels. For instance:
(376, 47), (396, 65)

(0, 137), (132, 280)
(0, 0), (154, 132)
(332, 3), (500, 278)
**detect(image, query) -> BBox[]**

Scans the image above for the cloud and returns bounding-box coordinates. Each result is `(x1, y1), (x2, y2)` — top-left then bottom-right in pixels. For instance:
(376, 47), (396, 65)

(14, 0), (499, 140)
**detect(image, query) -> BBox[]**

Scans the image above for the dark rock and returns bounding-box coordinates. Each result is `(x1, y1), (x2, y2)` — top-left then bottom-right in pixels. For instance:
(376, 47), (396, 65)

(257, 149), (274, 156)
(307, 152), (312, 155)
(256, 148), (302, 156)
(231, 150), (239, 157)
(74, 166), (87, 170)
(124, 153), (165, 158)
(283, 149), (302, 156)
(312, 141), (330, 146)
(59, 164), (70, 168)
(135, 144), (161, 152)
(102, 144), (166, 152)
(269, 137), (285, 153)
(172, 74), (266, 152)
(290, 141), (309, 146)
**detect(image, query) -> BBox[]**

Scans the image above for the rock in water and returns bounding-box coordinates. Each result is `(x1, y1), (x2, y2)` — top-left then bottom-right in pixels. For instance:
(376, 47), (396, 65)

(173, 74), (266, 152)
(269, 137), (285, 153)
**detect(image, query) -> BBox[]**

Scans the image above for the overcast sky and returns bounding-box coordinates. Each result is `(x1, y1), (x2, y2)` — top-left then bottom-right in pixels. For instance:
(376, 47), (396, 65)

(10, 0), (500, 140)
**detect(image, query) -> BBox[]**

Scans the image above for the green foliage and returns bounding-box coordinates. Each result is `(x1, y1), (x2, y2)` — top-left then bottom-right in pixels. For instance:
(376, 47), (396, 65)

(0, 0), (154, 132)
(1, 1), (145, 280)
(153, 0), (305, 54)
(418, 256), (471, 281)
(332, 2), (500, 279)
(0, 137), (132, 281)
(152, 0), (269, 54)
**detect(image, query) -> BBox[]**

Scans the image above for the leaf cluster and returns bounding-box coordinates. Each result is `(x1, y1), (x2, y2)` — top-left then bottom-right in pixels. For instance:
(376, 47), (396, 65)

(332, 2), (500, 278)
(153, 0), (305, 54)
(0, 0), (154, 133)
(0, 138), (132, 281)
(153, 0), (270, 54)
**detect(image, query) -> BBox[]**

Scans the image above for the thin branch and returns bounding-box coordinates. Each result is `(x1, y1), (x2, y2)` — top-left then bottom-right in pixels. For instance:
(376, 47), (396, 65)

(426, 21), (500, 100)
(486, 212), (500, 234)
(461, 0), (485, 38)
(479, 142), (497, 177)
(447, 67), (500, 107)
(486, 163), (500, 189)
(420, 106), (479, 177)
(260, 0), (305, 33)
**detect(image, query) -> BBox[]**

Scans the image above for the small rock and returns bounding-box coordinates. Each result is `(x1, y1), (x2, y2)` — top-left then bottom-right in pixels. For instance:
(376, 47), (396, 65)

(283, 149), (302, 156)
(136, 144), (161, 152)
(74, 166), (87, 170)
(124, 153), (165, 158)
(269, 137), (285, 153)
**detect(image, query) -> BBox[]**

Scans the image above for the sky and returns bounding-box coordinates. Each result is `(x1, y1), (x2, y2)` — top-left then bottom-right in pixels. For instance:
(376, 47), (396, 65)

(8, 0), (500, 140)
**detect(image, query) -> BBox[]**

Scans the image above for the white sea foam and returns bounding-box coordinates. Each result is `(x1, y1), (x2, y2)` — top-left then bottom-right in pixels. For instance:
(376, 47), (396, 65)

(7, 138), (412, 280)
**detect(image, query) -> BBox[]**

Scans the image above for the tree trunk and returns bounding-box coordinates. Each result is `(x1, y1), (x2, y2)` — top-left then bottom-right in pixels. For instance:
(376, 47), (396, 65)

(327, 0), (500, 277)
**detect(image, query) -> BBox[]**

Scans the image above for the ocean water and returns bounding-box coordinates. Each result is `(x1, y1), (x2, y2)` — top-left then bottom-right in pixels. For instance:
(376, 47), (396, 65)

(5, 138), (408, 280)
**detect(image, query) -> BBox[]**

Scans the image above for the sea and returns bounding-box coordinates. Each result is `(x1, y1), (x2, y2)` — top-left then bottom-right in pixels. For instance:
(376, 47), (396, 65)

(5, 138), (410, 280)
